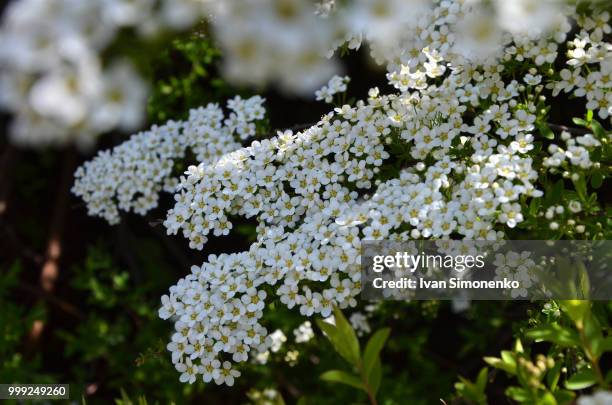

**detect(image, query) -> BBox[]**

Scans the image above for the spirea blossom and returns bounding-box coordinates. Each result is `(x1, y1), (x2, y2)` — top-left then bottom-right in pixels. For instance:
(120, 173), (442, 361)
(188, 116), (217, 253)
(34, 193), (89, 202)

(72, 96), (265, 225)
(293, 321), (315, 343)
(315, 75), (350, 103)
(72, 0), (611, 386)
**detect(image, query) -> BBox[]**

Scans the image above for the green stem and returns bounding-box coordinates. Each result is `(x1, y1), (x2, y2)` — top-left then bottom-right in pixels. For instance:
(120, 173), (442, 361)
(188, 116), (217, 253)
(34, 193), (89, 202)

(577, 325), (608, 389)
(359, 364), (378, 405)
(363, 382), (378, 405)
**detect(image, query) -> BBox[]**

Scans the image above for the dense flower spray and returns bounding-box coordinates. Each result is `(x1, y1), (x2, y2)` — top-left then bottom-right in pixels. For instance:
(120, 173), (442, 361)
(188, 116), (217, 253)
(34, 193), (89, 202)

(71, 0), (610, 385)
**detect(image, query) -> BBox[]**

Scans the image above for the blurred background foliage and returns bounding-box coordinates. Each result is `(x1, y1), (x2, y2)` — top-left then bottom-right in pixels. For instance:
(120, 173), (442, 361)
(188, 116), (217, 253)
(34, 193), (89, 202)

(0, 28), (610, 405)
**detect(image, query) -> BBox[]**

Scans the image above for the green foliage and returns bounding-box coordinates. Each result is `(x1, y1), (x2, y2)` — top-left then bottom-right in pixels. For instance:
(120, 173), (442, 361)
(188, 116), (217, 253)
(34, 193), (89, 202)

(455, 367), (488, 405)
(316, 307), (390, 404)
(146, 33), (236, 124)
(456, 299), (611, 405)
(0, 262), (49, 383)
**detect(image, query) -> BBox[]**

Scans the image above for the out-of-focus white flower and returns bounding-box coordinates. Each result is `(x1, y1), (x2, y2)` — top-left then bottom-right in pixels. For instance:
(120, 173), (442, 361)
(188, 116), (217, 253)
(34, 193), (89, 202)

(315, 0), (335, 18)
(349, 312), (371, 336)
(577, 391), (612, 405)
(453, 7), (504, 62)
(209, 0), (337, 95)
(494, 0), (564, 37)
(269, 329), (287, 353)
(344, 0), (429, 43)
(90, 61), (148, 132)
(0, 0), (208, 147)
(293, 321), (315, 343)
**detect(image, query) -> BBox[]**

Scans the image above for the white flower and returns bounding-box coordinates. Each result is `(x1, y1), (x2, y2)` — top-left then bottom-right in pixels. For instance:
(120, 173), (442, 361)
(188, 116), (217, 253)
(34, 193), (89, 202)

(293, 321), (315, 343)
(269, 329), (287, 353)
(315, 75), (350, 103)
(214, 361), (240, 386)
(577, 391), (612, 405)
(349, 312), (371, 336)
(176, 357), (199, 384)
(568, 200), (582, 213)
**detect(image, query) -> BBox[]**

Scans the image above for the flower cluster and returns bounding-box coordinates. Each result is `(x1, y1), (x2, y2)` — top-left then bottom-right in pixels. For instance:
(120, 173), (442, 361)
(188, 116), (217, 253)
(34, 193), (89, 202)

(70, 0), (611, 386)
(156, 1), (609, 385)
(202, 0), (570, 94)
(72, 96), (265, 225)
(4, 0), (602, 147)
(544, 131), (602, 169)
(293, 321), (315, 343)
(315, 75), (350, 103)
(549, 12), (612, 120)
(0, 0), (208, 147)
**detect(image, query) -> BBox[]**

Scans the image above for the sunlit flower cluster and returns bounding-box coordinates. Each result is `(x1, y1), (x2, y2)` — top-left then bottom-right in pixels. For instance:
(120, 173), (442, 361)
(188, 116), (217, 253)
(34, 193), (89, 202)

(68, 0), (611, 386)
(549, 12), (612, 120)
(72, 96), (265, 225)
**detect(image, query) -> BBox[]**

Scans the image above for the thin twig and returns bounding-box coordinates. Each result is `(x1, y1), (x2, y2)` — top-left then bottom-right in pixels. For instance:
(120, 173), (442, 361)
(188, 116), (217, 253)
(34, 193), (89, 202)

(15, 283), (84, 319)
(546, 123), (591, 136)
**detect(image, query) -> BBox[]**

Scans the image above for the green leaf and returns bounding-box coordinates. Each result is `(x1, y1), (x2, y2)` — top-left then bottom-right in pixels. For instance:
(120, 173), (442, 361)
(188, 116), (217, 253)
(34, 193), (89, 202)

(558, 300), (590, 324)
(573, 117), (589, 127)
(526, 324), (580, 347)
(529, 198), (541, 216)
(456, 378), (484, 404)
(537, 392), (557, 405)
(548, 179), (564, 205)
(332, 306), (361, 366)
(565, 369), (597, 390)
(586, 110), (594, 123)
(590, 119), (606, 138)
(316, 319), (357, 366)
(538, 123), (555, 140)
(514, 339), (524, 354)
(591, 172), (604, 189)
(506, 387), (530, 402)
(363, 328), (390, 380)
(475, 367), (489, 394)
(320, 370), (366, 392)
(572, 175), (587, 201)
(484, 356), (516, 375)
(501, 351), (516, 370)
(601, 336), (612, 353)
(583, 314), (603, 359)
(368, 357), (383, 396)
(553, 390), (575, 405)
